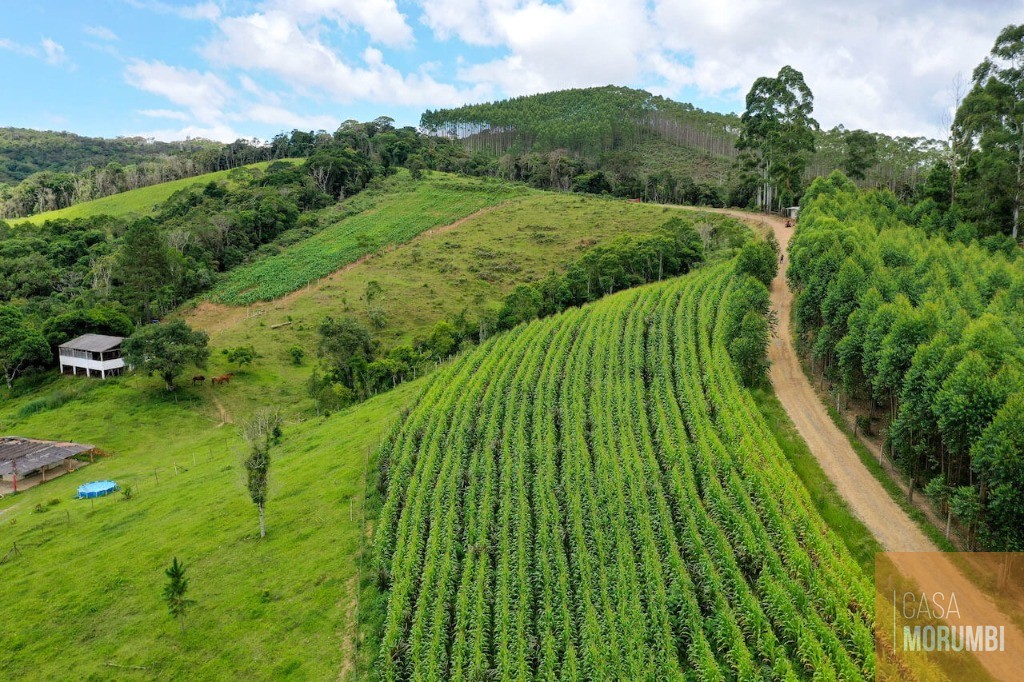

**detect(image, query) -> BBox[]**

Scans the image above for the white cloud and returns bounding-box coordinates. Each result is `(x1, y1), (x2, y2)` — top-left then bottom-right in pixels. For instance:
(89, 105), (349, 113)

(2, 37), (76, 70)
(116, 0), (1024, 141)
(131, 123), (241, 142)
(0, 38), (36, 57)
(415, 0), (1024, 138)
(203, 10), (485, 106)
(83, 25), (119, 41)
(645, 0), (1017, 137)
(138, 108), (193, 121)
(456, 0), (652, 95)
(268, 0), (414, 47)
(237, 103), (339, 131)
(238, 74), (281, 106)
(41, 38), (71, 67)
(122, 0), (221, 21)
(124, 59), (231, 125)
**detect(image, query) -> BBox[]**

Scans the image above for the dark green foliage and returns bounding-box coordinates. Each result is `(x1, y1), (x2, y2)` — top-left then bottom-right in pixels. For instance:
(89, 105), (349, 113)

(305, 148), (376, 200)
(729, 310), (771, 386)
(971, 393), (1024, 550)
(571, 171), (612, 195)
(953, 24), (1024, 240)
(122, 320), (210, 391)
(42, 305), (133, 347)
(0, 305), (50, 389)
(840, 130), (878, 181)
(722, 275), (771, 345)
(789, 173), (1024, 549)
(498, 284), (543, 329)
(226, 345), (257, 369)
(0, 126), (216, 184)
(737, 65), (819, 211)
(736, 239), (779, 287)
(116, 219), (173, 321)
(317, 316), (375, 390)
(163, 557), (194, 632)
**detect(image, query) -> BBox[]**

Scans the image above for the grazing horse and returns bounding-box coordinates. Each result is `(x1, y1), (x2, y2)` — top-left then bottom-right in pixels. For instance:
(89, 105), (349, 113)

(211, 374), (233, 386)
(192, 375), (206, 385)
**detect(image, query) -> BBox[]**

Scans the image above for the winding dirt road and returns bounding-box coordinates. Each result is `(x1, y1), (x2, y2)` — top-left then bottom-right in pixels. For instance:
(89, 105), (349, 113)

(691, 208), (1023, 679)
(765, 213), (937, 553)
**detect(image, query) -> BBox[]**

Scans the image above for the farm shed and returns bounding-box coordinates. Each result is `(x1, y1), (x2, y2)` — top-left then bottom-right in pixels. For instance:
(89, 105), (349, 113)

(0, 437), (94, 493)
(58, 334), (125, 379)
(784, 206), (800, 219)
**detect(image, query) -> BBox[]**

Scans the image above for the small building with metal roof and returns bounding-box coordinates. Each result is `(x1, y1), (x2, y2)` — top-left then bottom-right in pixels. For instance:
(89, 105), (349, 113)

(58, 334), (125, 379)
(0, 437), (95, 492)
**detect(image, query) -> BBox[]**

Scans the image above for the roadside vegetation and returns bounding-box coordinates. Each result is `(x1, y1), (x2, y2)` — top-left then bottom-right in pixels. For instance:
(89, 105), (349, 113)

(789, 171), (1024, 551)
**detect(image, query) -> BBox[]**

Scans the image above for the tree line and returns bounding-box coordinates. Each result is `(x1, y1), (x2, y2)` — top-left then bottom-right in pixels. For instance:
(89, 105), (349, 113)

(0, 120), (466, 219)
(789, 171), (1024, 550)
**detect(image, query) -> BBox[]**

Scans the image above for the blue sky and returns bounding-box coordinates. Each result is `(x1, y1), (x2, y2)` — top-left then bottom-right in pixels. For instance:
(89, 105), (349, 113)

(1, 0), (1021, 142)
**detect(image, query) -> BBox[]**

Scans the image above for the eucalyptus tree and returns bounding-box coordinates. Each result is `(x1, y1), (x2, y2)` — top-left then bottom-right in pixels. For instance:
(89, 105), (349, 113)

(737, 66), (819, 212)
(954, 24), (1024, 240)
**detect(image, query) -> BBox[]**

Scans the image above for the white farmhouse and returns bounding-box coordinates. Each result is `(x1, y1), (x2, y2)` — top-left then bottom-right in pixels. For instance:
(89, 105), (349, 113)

(58, 334), (126, 379)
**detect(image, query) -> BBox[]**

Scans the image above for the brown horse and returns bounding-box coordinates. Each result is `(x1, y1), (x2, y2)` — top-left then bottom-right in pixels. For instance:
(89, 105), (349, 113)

(192, 375), (206, 385)
(211, 373), (234, 386)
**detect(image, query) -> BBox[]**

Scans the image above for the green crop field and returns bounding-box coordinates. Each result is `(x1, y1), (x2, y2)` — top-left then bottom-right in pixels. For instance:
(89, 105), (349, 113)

(208, 172), (533, 305)
(371, 263), (874, 679)
(14, 161), (286, 225)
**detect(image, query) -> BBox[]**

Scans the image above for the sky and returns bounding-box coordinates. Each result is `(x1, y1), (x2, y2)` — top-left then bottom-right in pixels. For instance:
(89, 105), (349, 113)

(1, 0), (1021, 143)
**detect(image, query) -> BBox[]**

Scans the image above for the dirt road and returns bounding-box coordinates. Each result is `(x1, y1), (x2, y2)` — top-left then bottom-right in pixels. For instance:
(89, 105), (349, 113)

(763, 213), (937, 553)
(685, 208), (1023, 679)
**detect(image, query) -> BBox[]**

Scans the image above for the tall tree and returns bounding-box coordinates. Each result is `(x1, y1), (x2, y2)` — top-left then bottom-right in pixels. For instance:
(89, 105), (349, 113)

(241, 409), (283, 539)
(116, 218), (172, 322)
(0, 305), (49, 388)
(954, 24), (1024, 240)
(737, 66), (819, 212)
(122, 319), (209, 391)
(841, 129), (878, 180)
(163, 557), (194, 633)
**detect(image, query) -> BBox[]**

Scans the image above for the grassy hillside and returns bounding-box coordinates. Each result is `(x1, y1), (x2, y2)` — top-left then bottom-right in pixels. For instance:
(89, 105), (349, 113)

(0, 372), (421, 679)
(189, 189), (743, 384)
(368, 262), (874, 678)
(209, 171), (533, 305)
(14, 161), (283, 225)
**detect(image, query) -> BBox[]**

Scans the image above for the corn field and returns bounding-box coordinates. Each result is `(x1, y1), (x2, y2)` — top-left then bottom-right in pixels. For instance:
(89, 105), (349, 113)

(373, 262), (874, 680)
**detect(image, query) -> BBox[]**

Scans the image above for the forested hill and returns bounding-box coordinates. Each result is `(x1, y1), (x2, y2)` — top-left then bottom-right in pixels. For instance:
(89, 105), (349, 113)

(0, 127), (221, 184)
(421, 85), (740, 159)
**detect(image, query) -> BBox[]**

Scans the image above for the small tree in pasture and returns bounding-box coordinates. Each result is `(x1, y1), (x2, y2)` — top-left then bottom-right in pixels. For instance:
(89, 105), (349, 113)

(122, 319), (209, 391)
(241, 409), (283, 539)
(163, 557), (194, 633)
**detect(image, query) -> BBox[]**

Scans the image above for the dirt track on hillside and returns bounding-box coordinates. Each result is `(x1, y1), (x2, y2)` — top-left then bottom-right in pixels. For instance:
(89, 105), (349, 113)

(764, 212), (936, 553)
(681, 207), (935, 552)
(678, 207), (1024, 679)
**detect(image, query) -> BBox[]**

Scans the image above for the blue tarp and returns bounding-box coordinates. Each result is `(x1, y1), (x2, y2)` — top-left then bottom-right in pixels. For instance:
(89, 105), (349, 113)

(77, 480), (117, 498)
